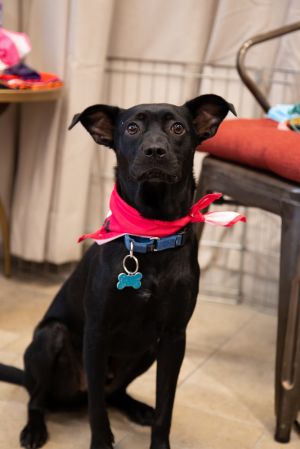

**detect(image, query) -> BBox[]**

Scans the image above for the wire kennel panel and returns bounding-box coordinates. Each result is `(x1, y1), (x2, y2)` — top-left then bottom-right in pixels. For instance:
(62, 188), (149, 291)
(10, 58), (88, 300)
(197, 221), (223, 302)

(87, 58), (298, 310)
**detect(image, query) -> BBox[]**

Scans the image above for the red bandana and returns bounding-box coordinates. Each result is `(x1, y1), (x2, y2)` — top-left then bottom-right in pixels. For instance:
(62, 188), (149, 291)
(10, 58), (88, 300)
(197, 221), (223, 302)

(79, 185), (246, 245)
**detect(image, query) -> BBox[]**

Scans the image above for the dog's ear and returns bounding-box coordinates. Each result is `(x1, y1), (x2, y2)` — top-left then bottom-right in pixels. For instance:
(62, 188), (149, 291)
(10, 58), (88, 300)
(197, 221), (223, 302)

(184, 94), (237, 141)
(68, 104), (121, 148)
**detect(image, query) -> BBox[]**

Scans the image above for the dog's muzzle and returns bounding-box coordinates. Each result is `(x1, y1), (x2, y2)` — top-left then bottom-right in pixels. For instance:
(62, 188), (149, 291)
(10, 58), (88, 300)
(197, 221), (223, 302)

(132, 168), (180, 183)
(130, 149), (181, 183)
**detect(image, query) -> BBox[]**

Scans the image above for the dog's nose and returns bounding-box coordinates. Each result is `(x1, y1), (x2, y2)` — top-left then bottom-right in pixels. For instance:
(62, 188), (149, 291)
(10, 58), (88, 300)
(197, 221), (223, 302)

(143, 146), (167, 158)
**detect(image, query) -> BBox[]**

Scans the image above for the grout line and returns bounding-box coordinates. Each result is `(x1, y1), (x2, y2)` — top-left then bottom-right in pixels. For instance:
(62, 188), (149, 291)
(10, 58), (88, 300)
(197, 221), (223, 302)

(114, 433), (129, 448)
(252, 430), (266, 449)
(177, 400), (265, 430)
(178, 309), (257, 388)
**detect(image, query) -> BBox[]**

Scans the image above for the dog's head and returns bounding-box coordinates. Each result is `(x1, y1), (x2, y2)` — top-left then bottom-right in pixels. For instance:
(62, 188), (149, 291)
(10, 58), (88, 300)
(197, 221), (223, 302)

(69, 94), (236, 184)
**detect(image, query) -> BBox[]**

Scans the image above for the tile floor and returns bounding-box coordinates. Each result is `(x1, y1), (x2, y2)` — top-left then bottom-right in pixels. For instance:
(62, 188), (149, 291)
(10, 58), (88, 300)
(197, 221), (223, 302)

(0, 271), (299, 449)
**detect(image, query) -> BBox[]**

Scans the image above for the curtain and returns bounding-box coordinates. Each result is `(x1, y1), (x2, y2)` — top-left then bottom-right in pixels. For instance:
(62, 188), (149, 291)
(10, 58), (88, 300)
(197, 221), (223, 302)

(0, 0), (19, 216)
(1, 0), (299, 265)
(3, 0), (115, 262)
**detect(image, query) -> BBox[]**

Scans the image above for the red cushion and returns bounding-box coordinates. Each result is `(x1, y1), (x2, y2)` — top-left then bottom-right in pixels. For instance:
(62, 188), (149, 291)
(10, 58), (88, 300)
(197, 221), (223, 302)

(198, 118), (300, 184)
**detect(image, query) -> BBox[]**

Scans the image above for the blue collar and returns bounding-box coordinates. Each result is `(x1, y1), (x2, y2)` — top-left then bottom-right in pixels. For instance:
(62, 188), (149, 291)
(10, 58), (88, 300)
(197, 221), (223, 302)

(124, 232), (187, 254)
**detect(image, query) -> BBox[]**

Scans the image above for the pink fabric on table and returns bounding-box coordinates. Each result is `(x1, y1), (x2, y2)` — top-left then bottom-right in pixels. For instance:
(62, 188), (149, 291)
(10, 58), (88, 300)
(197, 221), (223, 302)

(0, 28), (31, 70)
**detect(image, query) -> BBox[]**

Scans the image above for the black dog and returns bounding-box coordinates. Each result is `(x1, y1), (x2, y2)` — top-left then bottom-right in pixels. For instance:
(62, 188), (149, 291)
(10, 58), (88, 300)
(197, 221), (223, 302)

(0, 94), (235, 449)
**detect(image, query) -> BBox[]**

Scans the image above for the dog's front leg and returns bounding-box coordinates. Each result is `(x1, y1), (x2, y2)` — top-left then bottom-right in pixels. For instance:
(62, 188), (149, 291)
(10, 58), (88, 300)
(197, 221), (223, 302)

(84, 324), (113, 449)
(150, 329), (186, 449)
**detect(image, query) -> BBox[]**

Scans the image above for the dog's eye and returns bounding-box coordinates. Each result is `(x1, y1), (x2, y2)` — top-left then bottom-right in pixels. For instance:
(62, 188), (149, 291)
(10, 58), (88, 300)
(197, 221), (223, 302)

(126, 123), (140, 135)
(171, 122), (185, 135)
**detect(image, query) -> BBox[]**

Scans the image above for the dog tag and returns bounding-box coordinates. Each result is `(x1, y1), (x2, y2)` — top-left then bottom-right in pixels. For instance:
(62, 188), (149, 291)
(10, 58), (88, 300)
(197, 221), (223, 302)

(117, 242), (143, 290)
(117, 272), (143, 290)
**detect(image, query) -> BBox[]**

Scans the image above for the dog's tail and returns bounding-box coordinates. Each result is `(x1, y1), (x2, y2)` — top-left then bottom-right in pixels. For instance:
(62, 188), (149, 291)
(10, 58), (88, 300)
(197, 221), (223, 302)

(0, 363), (25, 386)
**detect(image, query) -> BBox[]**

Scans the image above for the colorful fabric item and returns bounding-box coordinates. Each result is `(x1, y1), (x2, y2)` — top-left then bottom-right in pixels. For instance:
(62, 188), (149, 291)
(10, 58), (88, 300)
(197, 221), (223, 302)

(0, 71), (63, 90)
(4, 62), (40, 80)
(79, 185), (246, 245)
(288, 103), (300, 116)
(267, 103), (300, 123)
(288, 117), (300, 133)
(0, 28), (31, 70)
(199, 118), (300, 183)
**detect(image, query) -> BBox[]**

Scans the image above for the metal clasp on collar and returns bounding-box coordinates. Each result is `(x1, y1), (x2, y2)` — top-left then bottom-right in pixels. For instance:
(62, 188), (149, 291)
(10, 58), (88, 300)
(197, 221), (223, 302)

(123, 241), (139, 274)
(150, 237), (160, 252)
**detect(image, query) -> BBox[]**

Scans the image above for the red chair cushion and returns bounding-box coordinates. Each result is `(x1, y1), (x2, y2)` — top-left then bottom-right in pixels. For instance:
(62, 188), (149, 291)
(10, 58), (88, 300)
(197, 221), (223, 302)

(198, 118), (300, 184)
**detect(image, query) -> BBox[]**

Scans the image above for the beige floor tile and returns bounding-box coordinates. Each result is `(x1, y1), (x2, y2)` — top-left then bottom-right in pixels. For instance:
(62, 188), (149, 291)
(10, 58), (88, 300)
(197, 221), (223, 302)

(0, 401), (131, 449)
(0, 294), (50, 333)
(2, 333), (32, 355)
(254, 430), (300, 448)
(127, 362), (156, 406)
(171, 404), (264, 449)
(0, 272), (62, 299)
(0, 400), (27, 449)
(0, 350), (27, 403)
(0, 382), (27, 405)
(188, 300), (256, 352)
(176, 369), (264, 427)
(43, 412), (91, 449)
(200, 310), (277, 433)
(116, 404), (264, 449)
(0, 349), (20, 364)
(0, 329), (19, 349)
(115, 428), (150, 449)
(183, 300), (256, 381)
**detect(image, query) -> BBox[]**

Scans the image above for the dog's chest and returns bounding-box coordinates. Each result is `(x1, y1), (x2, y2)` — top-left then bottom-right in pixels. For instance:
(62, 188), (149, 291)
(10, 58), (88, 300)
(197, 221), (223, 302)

(106, 253), (198, 355)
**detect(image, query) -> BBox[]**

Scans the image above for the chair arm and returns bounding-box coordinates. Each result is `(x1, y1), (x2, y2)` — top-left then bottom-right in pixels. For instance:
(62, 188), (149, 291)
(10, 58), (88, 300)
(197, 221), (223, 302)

(236, 21), (300, 113)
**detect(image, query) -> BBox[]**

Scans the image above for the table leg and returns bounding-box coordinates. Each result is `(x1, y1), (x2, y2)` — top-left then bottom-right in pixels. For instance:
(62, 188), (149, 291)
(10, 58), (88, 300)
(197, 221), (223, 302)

(0, 197), (11, 277)
(0, 103), (11, 276)
(0, 102), (9, 114)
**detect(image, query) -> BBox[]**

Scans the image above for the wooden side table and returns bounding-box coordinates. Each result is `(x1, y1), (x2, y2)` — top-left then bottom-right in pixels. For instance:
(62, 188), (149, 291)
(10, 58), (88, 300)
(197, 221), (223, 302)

(0, 87), (63, 276)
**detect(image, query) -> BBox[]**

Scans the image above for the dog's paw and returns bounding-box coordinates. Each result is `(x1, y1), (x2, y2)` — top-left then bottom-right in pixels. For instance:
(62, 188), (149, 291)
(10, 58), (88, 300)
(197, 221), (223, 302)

(126, 399), (155, 426)
(108, 391), (154, 426)
(20, 421), (48, 449)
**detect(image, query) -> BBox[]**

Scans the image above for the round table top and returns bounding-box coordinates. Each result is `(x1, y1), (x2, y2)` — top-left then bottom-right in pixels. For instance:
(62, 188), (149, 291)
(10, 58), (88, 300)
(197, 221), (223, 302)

(0, 87), (63, 103)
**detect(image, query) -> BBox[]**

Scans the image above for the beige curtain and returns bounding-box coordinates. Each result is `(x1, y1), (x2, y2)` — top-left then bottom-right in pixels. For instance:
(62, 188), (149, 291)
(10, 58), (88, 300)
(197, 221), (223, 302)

(3, 0), (115, 263)
(0, 0), (19, 217)
(1, 0), (299, 264)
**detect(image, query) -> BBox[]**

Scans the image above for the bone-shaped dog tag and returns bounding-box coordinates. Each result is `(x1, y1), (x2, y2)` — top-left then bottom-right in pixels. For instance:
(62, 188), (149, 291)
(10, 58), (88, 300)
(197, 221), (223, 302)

(117, 241), (143, 290)
(117, 272), (143, 290)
